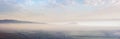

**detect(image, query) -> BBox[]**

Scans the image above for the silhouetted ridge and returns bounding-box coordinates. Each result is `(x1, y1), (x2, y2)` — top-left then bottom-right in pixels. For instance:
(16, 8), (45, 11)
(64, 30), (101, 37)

(0, 19), (44, 24)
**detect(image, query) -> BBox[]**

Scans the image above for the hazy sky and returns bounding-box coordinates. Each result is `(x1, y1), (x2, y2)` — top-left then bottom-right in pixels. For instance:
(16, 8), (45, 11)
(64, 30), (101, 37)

(1, 0), (120, 31)
(0, 0), (120, 22)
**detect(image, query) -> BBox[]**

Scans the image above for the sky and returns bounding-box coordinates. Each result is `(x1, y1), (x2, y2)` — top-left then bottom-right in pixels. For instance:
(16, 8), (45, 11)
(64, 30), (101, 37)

(0, 0), (120, 22)
(1, 0), (120, 31)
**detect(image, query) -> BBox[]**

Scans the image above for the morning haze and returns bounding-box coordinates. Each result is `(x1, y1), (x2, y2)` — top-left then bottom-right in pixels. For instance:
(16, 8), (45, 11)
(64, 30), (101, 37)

(0, 0), (120, 39)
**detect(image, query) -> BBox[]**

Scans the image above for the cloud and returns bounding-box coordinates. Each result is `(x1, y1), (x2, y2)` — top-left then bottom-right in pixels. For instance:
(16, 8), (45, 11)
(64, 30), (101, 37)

(42, 0), (120, 8)
(0, 0), (120, 22)
(0, 0), (18, 12)
(1, 0), (120, 13)
(0, 0), (92, 13)
(0, 0), (120, 14)
(84, 0), (120, 7)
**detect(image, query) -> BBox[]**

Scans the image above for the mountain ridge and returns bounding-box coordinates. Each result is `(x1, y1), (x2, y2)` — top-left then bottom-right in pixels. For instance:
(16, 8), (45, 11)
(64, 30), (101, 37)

(0, 19), (46, 24)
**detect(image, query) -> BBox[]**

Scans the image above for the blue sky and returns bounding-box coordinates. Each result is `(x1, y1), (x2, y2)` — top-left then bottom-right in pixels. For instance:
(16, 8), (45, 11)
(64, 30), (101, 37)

(0, 0), (94, 13)
(0, 0), (120, 22)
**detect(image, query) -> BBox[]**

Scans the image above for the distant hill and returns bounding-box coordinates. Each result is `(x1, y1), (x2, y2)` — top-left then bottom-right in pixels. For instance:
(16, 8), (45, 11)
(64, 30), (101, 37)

(0, 19), (45, 24)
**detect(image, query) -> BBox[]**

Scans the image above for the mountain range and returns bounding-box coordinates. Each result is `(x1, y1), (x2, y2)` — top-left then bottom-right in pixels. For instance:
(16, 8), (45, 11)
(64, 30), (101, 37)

(0, 19), (46, 24)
